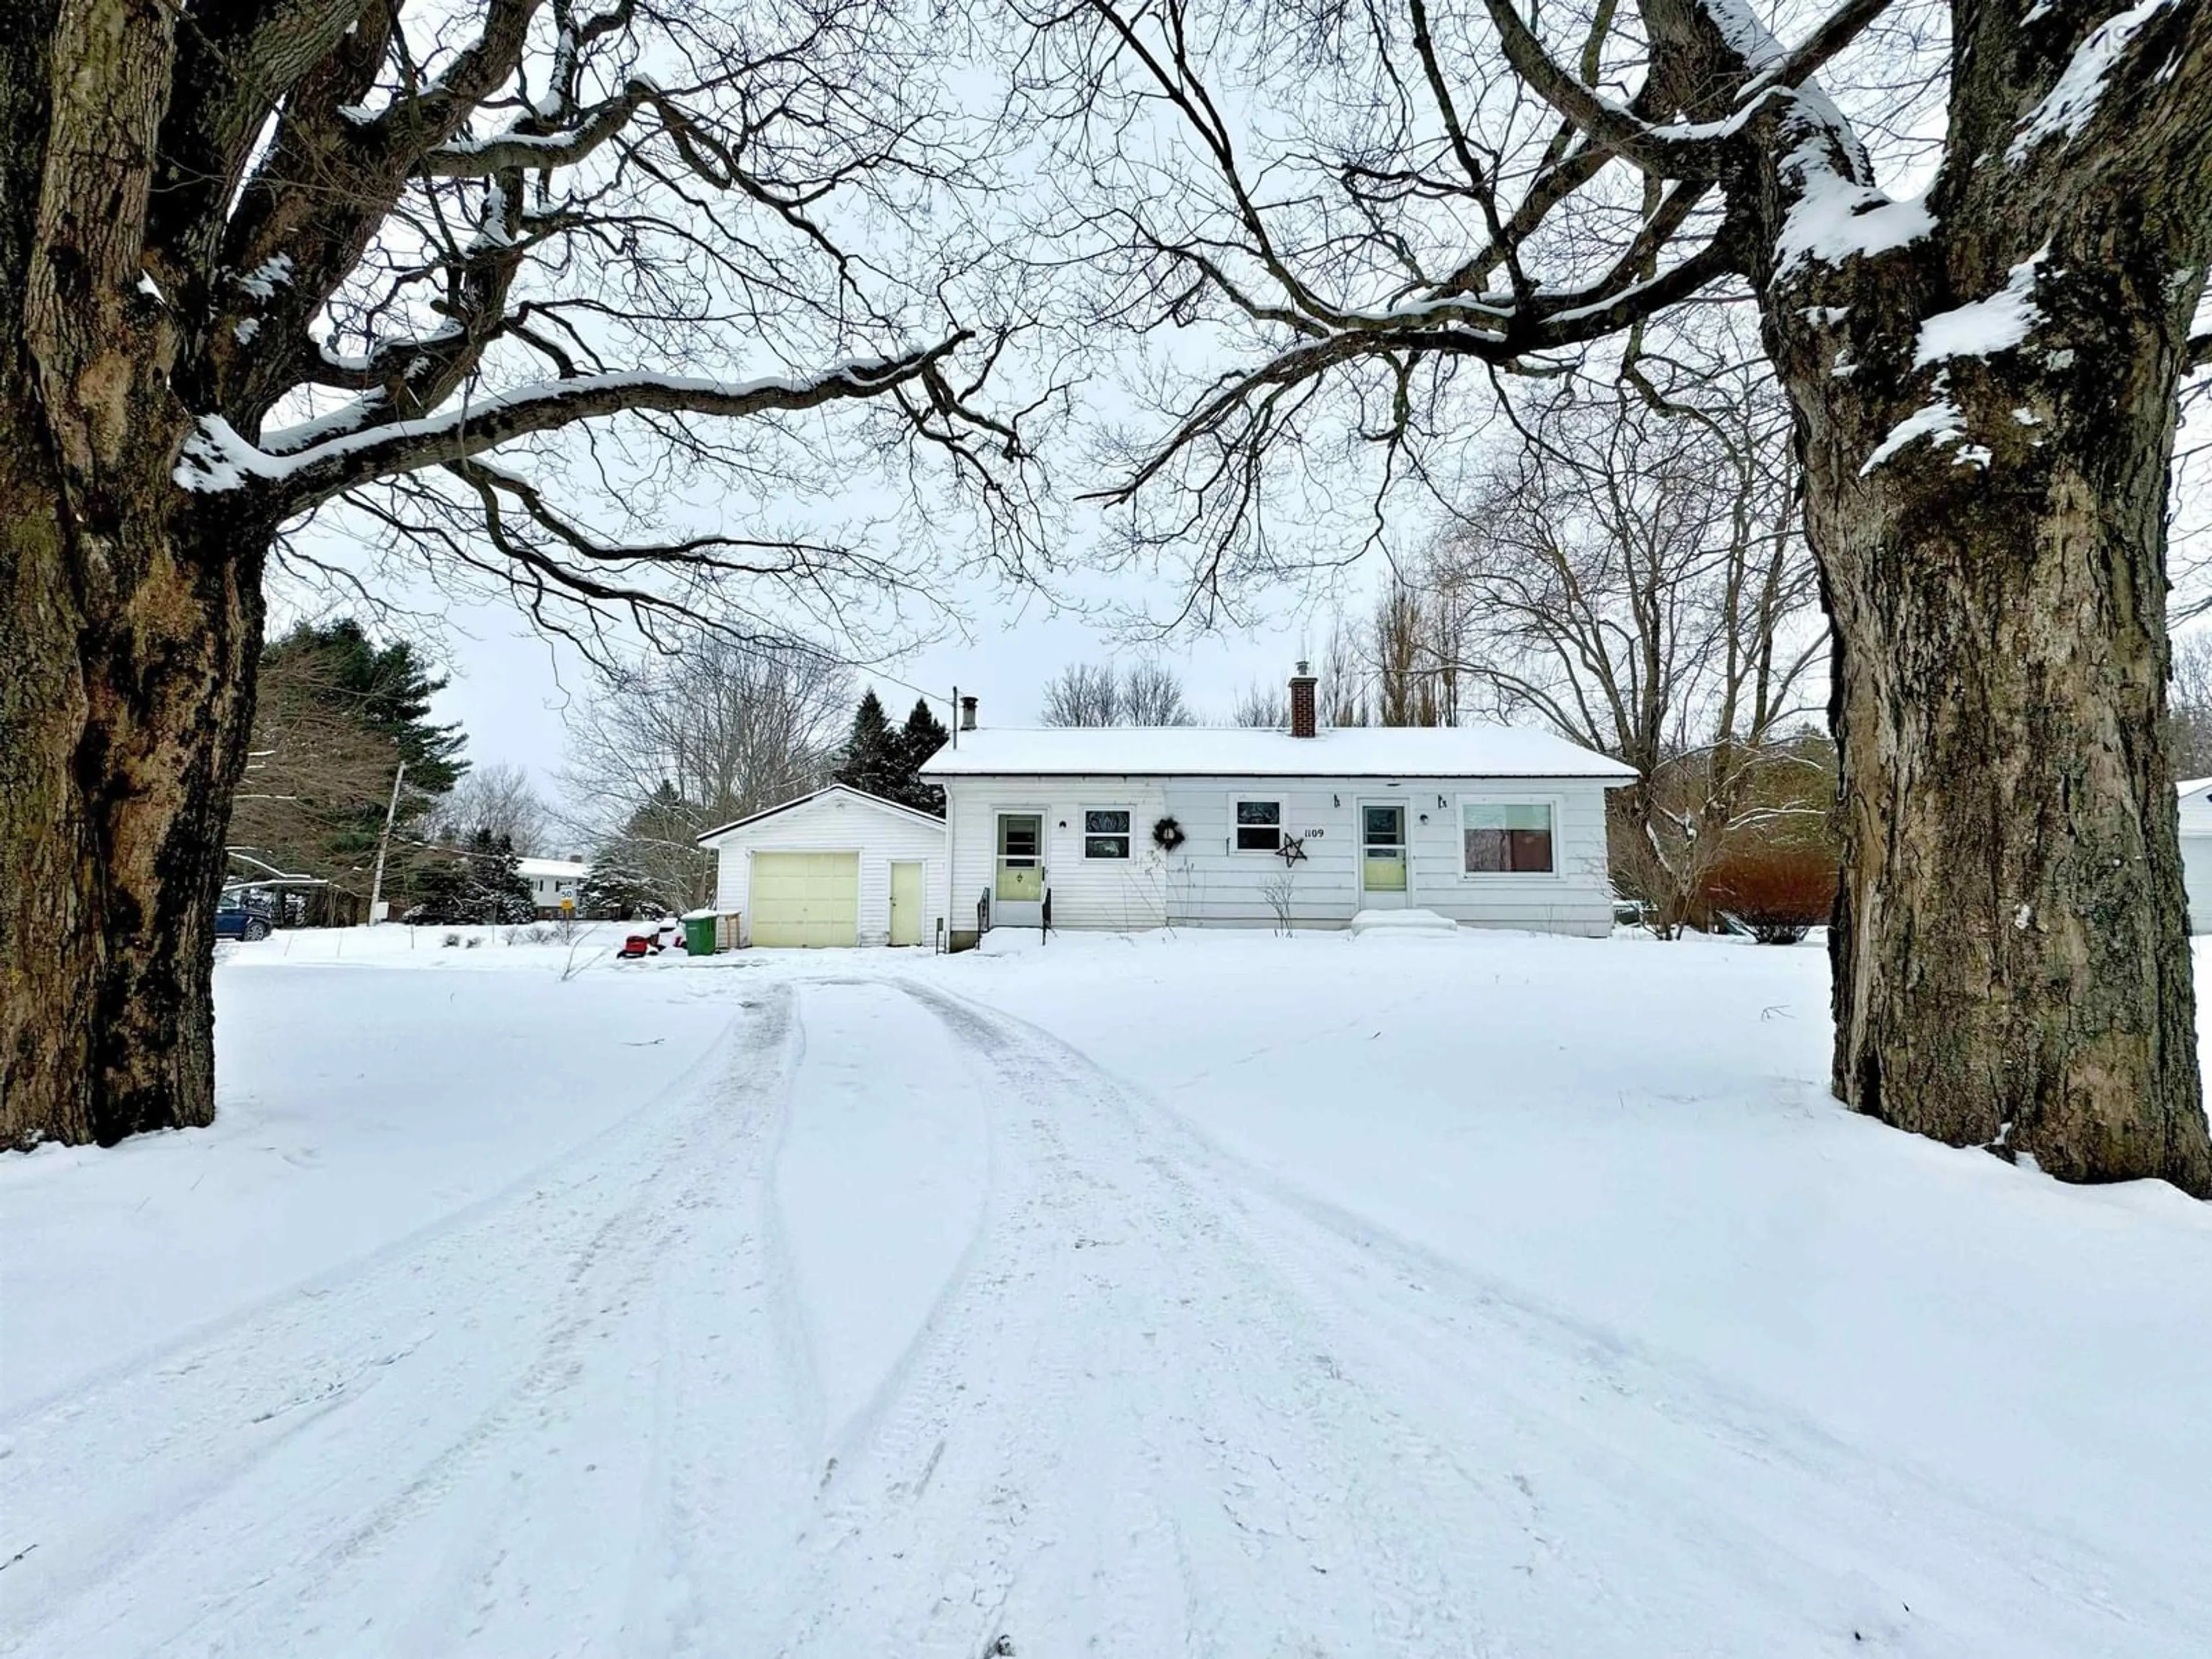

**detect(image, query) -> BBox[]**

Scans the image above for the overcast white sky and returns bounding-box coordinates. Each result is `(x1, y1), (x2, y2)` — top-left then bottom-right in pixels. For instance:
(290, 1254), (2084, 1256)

(417, 571), (1350, 793)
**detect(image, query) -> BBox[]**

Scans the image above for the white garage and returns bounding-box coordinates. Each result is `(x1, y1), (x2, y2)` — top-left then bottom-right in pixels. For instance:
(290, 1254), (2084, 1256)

(696, 785), (948, 949)
(2181, 778), (2212, 935)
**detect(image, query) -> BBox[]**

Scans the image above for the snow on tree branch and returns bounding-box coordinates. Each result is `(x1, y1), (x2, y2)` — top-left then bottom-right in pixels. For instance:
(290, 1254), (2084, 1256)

(177, 343), (974, 506)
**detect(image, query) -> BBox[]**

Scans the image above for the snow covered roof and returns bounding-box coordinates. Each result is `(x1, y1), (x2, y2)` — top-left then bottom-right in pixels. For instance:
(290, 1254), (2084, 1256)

(693, 782), (946, 844)
(921, 724), (1636, 781)
(517, 858), (588, 880)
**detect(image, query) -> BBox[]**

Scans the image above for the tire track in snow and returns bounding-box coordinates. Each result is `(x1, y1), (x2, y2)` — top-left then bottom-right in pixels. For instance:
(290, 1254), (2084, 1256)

(908, 977), (2200, 1658)
(758, 979), (999, 1476)
(1, 988), (806, 1659)
(764, 979), (1508, 1657)
(0, 987), (753, 1432)
(11, 960), (2190, 1657)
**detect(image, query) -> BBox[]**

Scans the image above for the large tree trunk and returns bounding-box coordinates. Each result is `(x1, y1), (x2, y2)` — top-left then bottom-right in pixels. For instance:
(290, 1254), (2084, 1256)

(1762, 184), (2212, 1195)
(0, 433), (268, 1149)
(0, 0), (268, 1148)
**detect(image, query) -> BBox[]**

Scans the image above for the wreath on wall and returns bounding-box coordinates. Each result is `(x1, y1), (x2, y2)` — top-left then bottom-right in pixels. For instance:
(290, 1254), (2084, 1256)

(1152, 815), (1187, 852)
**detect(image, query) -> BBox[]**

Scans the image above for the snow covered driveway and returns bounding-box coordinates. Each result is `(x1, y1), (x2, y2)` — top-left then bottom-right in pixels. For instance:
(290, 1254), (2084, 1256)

(5, 933), (2210, 1656)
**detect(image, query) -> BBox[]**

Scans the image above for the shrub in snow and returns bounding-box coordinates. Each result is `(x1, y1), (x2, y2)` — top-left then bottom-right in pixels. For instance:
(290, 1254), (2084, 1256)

(1702, 845), (1838, 945)
(410, 830), (536, 926)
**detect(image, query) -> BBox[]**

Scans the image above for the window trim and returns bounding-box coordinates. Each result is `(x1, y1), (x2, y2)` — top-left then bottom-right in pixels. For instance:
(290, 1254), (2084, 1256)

(1082, 805), (1133, 861)
(1456, 793), (1567, 880)
(1230, 796), (1285, 854)
(996, 809), (1045, 860)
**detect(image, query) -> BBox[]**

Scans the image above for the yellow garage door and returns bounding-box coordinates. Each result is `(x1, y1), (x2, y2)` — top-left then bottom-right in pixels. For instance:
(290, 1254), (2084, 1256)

(749, 852), (859, 947)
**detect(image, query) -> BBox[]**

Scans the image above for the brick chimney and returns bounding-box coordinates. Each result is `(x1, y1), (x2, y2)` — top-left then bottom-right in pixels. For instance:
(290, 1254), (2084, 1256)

(1289, 661), (1317, 738)
(960, 694), (978, 731)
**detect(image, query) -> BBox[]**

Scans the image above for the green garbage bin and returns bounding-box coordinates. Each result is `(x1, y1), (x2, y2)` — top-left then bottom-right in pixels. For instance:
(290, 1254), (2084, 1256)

(680, 911), (717, 956)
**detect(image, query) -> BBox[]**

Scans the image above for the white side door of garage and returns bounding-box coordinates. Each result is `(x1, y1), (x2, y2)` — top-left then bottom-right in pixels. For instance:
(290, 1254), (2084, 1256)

(2183, 835), (2212, 934)
(749, 851), (859, 947)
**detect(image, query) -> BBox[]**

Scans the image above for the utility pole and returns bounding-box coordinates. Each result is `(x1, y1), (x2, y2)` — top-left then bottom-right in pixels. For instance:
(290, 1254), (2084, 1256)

(366, 759), (407, 925)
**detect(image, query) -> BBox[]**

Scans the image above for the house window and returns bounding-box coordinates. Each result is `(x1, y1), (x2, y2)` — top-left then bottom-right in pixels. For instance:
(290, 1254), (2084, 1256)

(1084, 809), (1132, 860)
(1234, 800), (1282, 852)
(1463, 801), (1556, 874)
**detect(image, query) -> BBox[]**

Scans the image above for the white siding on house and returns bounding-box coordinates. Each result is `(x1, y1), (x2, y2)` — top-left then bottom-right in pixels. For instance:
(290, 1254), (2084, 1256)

(518, 857), (588, 914)
(2175, 782), (2212, 935)
(942, 772), (1617, 936)
(1156, 782), (1358, 927)
(701, 789), (948, 947)
(946, 782), (1172, 932)
(2181, 836), (2212, 936)
(1411, 785), (1613, 933)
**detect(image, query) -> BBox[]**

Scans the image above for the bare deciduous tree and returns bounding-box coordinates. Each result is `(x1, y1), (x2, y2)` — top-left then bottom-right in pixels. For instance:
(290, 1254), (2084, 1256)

(1039, 660), (1194, 725)
(1317, 614), (1371, 729)
(1230, 681), (1288, 729)
(429, 763), (551, 858)
(1018, 0), (2212, 1189)
(1435, 369), (1824, 930)
(1040, 662), (1123, 728)
(559, 631), (852, 911)
(2, 0), (1032, 1146)
(2168, 632), (2212, 781)
(1120, 660), (1194, 726)
(1370, 584), (1455, 727)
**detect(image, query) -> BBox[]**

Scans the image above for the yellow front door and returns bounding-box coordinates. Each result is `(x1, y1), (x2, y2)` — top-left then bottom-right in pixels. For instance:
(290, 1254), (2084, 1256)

(749, 852), (859, 946)
(1361, 804), (1408, 902)
(997, 814), (1043, 903)
(889, 861), (924, 946)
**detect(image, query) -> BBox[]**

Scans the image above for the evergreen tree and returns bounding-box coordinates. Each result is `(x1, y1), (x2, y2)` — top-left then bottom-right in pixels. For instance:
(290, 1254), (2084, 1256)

(260, 619), (467, 796)
(468, 830), (536, 923)
(894, 698), (950, 816)
(245, 619), (471, 917)
(833, 691), (900, 799)
(578, 851), (661, 921)
(406, 857), (477, 926)
(406, 830), (535, 924)
(586, 782), (714, 914)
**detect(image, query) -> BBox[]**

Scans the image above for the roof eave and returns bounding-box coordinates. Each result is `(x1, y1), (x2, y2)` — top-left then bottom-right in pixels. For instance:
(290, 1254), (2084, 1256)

(693, 782), (946, 844)
(922, 767), (1636, 782)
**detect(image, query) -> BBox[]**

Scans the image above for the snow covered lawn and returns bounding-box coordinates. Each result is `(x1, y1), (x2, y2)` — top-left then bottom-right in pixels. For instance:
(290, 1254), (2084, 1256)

(3, 924), (2209, 1656)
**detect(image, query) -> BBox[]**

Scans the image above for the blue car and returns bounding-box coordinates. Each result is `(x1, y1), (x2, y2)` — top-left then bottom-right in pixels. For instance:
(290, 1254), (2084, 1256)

(214, 896), (274, 942)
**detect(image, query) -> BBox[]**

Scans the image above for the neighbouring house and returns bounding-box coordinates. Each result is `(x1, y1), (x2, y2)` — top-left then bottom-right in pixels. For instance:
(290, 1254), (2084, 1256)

(518, 856), (589, 917)
(2180, 778), (2212, 933)
(921, 665), (1635, 945)
(694, 785), (949, 948)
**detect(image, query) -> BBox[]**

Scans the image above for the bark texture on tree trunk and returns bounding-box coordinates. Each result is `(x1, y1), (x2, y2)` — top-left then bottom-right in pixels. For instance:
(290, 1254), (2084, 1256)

(1760, 180), (2212, 1195)
(0, 476), (266, 1149)
(1, 0), (268, 1147)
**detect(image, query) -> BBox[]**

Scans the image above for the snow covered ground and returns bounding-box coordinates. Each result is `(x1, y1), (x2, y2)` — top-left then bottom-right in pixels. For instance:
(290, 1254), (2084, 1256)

(3, 923), (2209, 1656)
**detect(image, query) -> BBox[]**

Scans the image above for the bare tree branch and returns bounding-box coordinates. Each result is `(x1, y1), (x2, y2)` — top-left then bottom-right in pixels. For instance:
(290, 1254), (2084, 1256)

(183, 339), (977, 507)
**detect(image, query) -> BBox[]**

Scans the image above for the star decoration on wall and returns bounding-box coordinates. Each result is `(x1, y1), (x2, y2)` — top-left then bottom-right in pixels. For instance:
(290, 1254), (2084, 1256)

(1278, 834), (1309, 866)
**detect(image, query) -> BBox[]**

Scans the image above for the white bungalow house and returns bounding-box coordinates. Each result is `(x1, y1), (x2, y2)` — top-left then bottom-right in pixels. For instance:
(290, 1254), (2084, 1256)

(921, 667), (1635, 944)
(2179, 778), (2212, 933)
